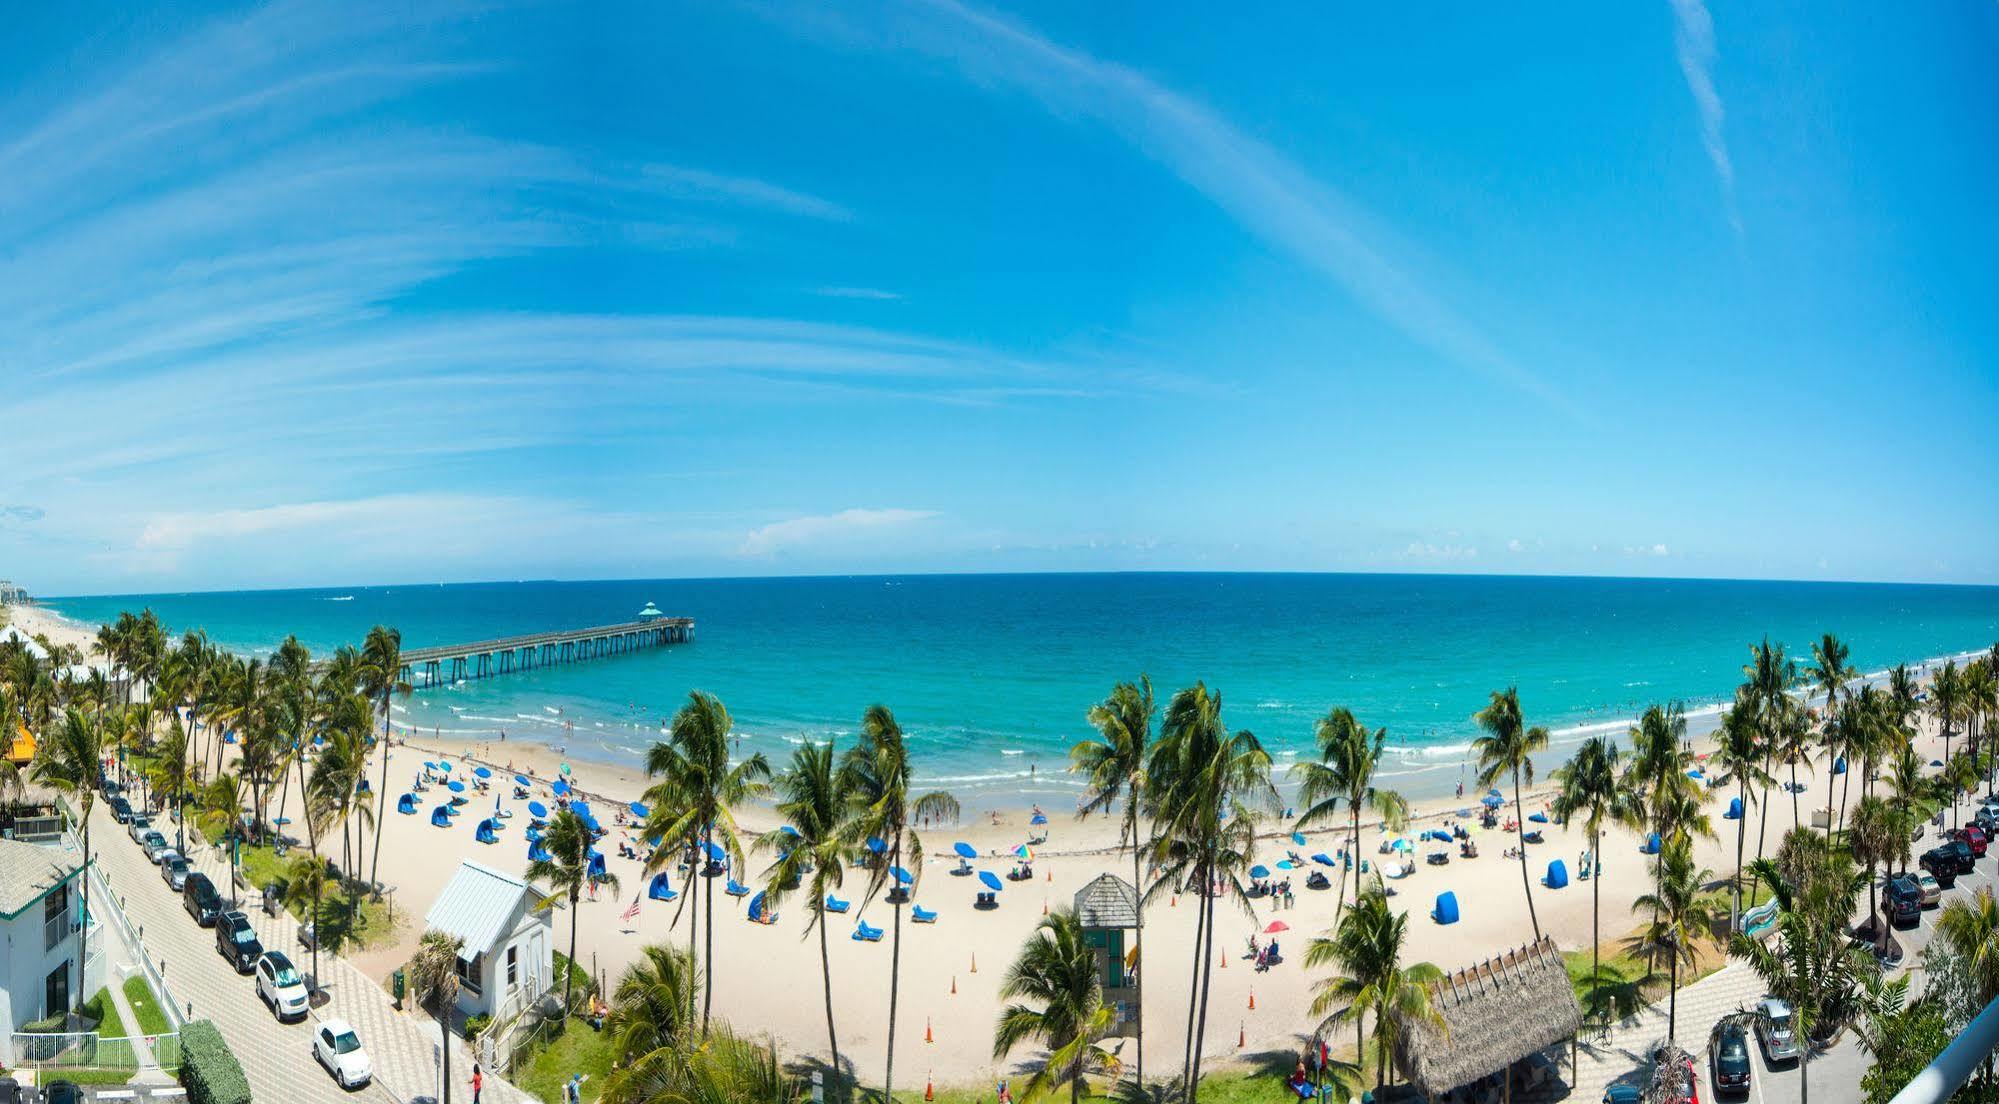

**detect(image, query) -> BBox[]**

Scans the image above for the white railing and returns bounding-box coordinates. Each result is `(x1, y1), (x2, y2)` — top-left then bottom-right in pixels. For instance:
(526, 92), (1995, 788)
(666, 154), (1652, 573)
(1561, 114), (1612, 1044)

(1886, 991), (1999, 1104)
(6, 1030), (180, 1074)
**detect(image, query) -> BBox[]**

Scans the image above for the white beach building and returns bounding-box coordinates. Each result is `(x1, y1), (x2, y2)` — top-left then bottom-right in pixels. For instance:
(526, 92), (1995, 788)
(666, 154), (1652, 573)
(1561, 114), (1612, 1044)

(0, 837), (99, 1062)
(423, 860), (554, 1023)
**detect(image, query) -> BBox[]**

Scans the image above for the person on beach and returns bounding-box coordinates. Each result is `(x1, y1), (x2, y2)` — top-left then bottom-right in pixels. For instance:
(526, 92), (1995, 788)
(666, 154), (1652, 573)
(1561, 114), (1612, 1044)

(471, 1062), (483, 1104)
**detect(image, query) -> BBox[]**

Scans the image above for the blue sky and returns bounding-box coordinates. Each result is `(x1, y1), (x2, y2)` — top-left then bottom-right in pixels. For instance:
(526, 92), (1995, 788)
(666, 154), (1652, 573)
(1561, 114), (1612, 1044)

(4, 0), (1996, 594)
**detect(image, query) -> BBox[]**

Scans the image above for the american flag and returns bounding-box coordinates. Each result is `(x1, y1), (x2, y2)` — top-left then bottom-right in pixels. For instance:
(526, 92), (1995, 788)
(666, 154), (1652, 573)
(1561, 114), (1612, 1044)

(621, 895), (642, 923)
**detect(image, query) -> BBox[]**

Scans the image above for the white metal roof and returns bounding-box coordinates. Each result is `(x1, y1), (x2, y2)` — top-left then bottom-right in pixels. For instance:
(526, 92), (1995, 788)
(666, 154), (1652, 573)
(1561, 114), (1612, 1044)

(423, 860), (538, 957)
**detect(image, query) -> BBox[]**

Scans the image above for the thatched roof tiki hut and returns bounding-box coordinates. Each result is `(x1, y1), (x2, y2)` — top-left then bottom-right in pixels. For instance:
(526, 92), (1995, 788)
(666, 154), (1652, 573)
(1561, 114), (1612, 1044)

(1396, 937), (1582, 1103)
(1073, 873), (1140, 1033)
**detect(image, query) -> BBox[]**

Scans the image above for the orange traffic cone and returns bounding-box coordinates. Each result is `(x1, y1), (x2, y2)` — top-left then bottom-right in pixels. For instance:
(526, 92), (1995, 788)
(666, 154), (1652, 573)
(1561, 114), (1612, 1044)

(971, 952), (978, 973)
(1043, 899), (1049, 915)
(1248, 987), (1256, 1011)
(1171, 894), (1177, 907)
(951, 975), (957, 995)
(1046, 869), (1052, 882)
(1238, 1021), (1246, 1049)
(926, 1017), (935, 1044)
(926, 1076), (936, 1102)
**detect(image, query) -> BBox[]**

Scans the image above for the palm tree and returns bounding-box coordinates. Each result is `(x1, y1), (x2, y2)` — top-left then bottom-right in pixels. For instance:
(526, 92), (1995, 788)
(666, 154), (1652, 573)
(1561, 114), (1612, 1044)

(1773, 699), (1813, 831)
(1733, 834), (1869, 1104)
(759, 739), (851, 1081)
(1305, 883), (1444, 1091)
(839, 705), (960, 1104)
(606, 943), (698, 1067)
(1886, 744), (1927, 876)
(995, 907), (1118, 1104)
(408, 928), (466, 1104)
(1742, 640), (1797, 896)
(1292, 708), (1407, 932)
(361, 626), (409, 896)
(31, 708), (102, 1013)
(284, 851), (332, 993)
(1932, 661), (1966, 827)
(1708, 694), (1770, 921)
(1630, 837), (1719, 1043)
(1810, 634), (1853, 832)
(201, 772), (248, 908)
(1847, 796), (1899, 950)
(1071, 677), (1154, 1093)
(528, 808), (617, 1016)
(1551, 735), (1635, 1027)
(600, 1022), (791, 1104)
(641, 691), (769, 1032)
(1472, 688), (1548, 940)
(1936, 888), (1999, 1008)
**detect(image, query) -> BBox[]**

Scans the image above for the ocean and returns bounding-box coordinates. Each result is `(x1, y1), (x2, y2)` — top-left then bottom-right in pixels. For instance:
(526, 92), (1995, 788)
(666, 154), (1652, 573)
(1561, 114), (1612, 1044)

(41, 573), (1999, 808)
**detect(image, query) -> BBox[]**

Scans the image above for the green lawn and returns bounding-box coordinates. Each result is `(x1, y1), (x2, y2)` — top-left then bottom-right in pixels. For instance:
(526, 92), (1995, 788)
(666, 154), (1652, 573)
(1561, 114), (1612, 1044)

(47, 1068), (136, 1086)
(201, 814), (400, 951)
(889, 1068), (1294, 1104)
(517, 1017), (618, 1104)
(123, 974), (173, 1037)
(83, 986), (127, 1040)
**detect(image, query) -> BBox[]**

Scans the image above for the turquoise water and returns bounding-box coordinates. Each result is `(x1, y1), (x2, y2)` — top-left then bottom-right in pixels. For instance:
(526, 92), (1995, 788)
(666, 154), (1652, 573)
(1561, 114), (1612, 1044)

(43, 573), (1999, 807)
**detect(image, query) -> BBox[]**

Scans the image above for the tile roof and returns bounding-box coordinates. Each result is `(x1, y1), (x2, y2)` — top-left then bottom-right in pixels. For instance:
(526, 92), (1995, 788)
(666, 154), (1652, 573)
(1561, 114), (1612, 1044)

(1072, 873), (1139, 928)
(0, 837), (82, 919)
(423, 860), (540, 958)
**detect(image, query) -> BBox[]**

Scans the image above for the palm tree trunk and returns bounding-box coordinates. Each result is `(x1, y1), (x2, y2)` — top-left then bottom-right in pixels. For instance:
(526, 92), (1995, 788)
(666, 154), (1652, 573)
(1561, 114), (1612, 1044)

(565, 886), (579, 1014)
(1826, 744), (1839, 836)
(1513, 768), (1540, 940)
(1589, 824), (1601, 1028)
(1189, 881), (1219, 1102)
(76, 824), (91, 1014)
(1667, 952), (1679, 1042)
(1131, 821), (1144, 1091)
(368, 703), (391, 895)
(1790, 760), (1801, 830)
(1752, 752), (1774, 906)
(819, 911), (841, 1087)
(1838, 768), (1852, 838)
(441, 997), (453, 1104)
(1181, 861), (1207, 1096)
(886, 859), (905, 1104)
(1734, 777), (1748, 924)
(702, 824), (716, 1032)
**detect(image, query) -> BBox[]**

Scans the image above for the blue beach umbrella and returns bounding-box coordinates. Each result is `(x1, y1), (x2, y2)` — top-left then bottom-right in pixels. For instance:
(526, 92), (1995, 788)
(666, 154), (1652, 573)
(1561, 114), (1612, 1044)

(630, 802), (649, 818)
(978, 871), (1004, 892)
(1250, 864), (1271, 879)
(447, 780), (466, 793)
(1276, 860), (1295, 870)
(1312, 853), (1335, 867)
(474, 766), (492, 778)
(779, 825), (802, 839)
(437, 761), (452, 773)
(553, 779), (571, 797)
(866, 836), (887, 854)
(528, 801), (548, 818)
(703, 840), (727, 861)
(1291, 832), (1307, 846)
(1481, 793), (1504, 808)
(892, 866), (913, 884)
(953, 842), (977, 859)
(1029, 813), (1048, 826)
(515, 775), (531, 788)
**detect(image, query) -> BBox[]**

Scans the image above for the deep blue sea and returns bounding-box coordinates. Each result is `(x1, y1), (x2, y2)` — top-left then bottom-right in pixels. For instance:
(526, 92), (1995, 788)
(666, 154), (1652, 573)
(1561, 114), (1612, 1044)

(42, 573), (1999, 806)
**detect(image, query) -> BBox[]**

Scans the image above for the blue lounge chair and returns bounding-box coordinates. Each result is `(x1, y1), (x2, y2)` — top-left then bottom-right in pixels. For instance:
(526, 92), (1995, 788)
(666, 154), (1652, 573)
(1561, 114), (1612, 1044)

(1832, 756), (1847, 776)
(649, 872), (679, 901)
(1432, 890), (1460, 925)
(1724, 797), (1743, 820)
(725, 878), (750, 898)
(1543, 859), (1569, 889)
(431, 806), (452, 829)
(853, 920), (884, 942)
(824, 895), (851, 913)
(748, 891), (776, 925)
(476, 819), (500, 845)
(587, 853), (607, 880)
(911, 904), (938, 923)
(1641, 832), (1662, 855)
(397, 793), (419, 815)
(1528, 811), (1549, 824)
(529, 841), (552, 864)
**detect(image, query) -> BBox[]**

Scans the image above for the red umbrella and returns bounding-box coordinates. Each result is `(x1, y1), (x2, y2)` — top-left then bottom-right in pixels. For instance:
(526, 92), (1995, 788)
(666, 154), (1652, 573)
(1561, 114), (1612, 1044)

(1263, 920), (1289, 934)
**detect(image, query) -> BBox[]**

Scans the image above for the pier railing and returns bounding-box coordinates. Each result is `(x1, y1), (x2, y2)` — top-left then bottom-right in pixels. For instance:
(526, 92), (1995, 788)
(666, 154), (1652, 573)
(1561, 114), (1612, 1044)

(397, 617), (693, 688)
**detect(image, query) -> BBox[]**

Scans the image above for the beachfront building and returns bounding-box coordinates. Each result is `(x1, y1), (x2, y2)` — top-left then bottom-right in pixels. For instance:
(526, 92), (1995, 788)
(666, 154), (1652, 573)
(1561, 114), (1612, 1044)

(0, 581), (26, 607)
(0, 836), (98, 1063)
(423, 860), (554, 1023)
(1072, 873), (1140, 1034)
(1395, 937), (1582, 1104)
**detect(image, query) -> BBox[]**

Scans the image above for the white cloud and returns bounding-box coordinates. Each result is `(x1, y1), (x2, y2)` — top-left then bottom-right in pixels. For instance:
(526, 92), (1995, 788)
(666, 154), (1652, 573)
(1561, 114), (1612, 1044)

(1669, 0), (1739, 232)
(1506, 538), (1524, 553)
(814, 286), (904, 300)
(739, 508), (939, 557)
(1405, 542), (1478, 562)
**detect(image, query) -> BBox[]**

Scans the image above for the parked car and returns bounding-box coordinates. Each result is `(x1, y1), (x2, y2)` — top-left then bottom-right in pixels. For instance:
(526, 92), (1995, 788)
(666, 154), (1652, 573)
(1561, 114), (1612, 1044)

(41, 1080), (81, 1104)
(1602, 1082), (1644, 1104)
(0, 1075), (21, 1104)
(183, 873), (223, 926)
(1757, 998), (1801, 1064)
(1950, 825), (1989, 859)
(216, 910), (263, 973)
(256, 951), (311, 1022)
(160, 852), (191, 891)
(141, 831), (172, 863)
(1710, 1021), (1752, 1097)
(312, 1017), (374, 1089)
(1947, 838), (1977, 874)
(1917, 872), (1943, 906)
(128, 815), (154, 843)
(1922, 846), (1962, 887)
(1886, 876), (1923, 927)
(109, 796), (134, 823)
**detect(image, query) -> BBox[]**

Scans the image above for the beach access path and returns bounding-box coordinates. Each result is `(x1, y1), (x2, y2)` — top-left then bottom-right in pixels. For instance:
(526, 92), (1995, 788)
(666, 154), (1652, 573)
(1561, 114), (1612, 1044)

(91, 800), (540, 1104)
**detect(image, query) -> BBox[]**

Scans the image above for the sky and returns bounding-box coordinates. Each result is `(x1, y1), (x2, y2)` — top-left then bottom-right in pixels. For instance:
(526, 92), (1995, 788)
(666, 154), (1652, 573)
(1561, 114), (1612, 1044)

(3, 0), (1997, 595)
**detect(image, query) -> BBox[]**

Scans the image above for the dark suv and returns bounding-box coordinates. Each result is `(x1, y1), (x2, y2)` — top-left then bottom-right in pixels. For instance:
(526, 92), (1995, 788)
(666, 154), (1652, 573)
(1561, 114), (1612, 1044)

(1921, 846), (1962, 887)
(1886, 876), (1923, 928)
(183, 873), (223, 926)
(216, 911), (263, 973)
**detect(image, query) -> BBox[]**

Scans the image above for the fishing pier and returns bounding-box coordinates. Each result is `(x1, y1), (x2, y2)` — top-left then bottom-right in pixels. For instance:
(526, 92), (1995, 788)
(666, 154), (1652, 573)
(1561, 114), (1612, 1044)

(399, 616), (694, 688)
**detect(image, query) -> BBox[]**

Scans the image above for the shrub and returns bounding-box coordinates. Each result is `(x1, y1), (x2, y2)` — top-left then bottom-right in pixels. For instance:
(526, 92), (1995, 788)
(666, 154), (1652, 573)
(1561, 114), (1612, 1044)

(465, 1012), (493, 1039)
(178, 1020), (250, 1104)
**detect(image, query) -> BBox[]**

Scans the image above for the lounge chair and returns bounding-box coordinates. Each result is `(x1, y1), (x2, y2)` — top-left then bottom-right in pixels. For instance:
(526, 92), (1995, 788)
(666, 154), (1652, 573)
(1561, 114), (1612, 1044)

(852, 920), (885, 942)
(430, 806), (452, 829)
(1543, 859), (1569, 889)
(748, 891), (776, 925)
(476, 820), (500, 845)
(726, 878), (750, 898)
(396, 794), (419, 815)
(911, 904), (938, 923)
(824, 895), (851, 913)
(649, 872), (679, 902)
(1432, 890), (1460, 925)
(1522, 829), (1545, 845)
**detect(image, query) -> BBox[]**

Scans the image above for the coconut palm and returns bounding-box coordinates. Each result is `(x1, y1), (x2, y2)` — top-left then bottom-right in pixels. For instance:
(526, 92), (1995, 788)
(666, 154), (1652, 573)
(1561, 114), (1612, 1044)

(1630, 837), (1720, 1043)
(201, 772), (248, 908)
(1886, 744), (1927, 876)
(601, 1021), (792, 1104)
(527, 808), (615, 1016)
(1551, 735), (1636, 1027)
(1472, 688), (1548, 940)
(1847, 796), (1899, 950)
(1742, 640), (1798, 894)
(641, 690), (770, 1032)
(606, 943), (699, 1067)
(283, 851), (332, 993)
(994, 907), (1119, 1104)
(31, 708), (102, 1013)
(1810, 634), (1853, 829)
(1772, 699), (1813, 831)
(1305, 883), (1444, 1090)
(1936, 888), (1999, 1007)
(1931, 661), (1965, 826)
(407, 928), (465, 1103)
(758, 739), (851, 1080)
(360, 626), (410, 896)
(1292, 708), (1408, 931)
(1708, 694), (1770, 920)
(838, 705), (959, 1104)
(1070, 677), (1155, 1091)
(1733, 834), (1869, 1104)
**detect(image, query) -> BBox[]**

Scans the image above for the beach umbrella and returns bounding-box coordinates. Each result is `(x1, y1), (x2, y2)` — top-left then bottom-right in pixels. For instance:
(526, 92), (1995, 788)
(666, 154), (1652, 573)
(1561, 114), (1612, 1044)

(1250, 864), (1271, 879)
(528, 801), (548, 818)
(474, 766), (492, 779)
(553, 780), (571, 797)
(953, 842), (977, 859)
(1263, 920), (1289, 934)
(1390, 837), (1413, 852)
(515, 775), (531, 787)
(422, 761), (436, 771)
(447, 780), (466, 793)
(1276, 859), (1296, 870)
(1932, 759), (1945, 768)
(560, 762), (572, 776)
(892, 866), (913, 884)
(1291, 831), (1307, 846)
(979, 871), (1004, 892)
(866, 836), (887, 854)
(1029, 813), (1048, 826)
(1312, 853), (1335, 867)
(630, 802), (649, 818)
(1013, 844), (1034, 861)
(779, 825), (802, 839)
(437, 761), (452, 772)
(703, 840), (727, 861)
(1481, 794), (1504, 808)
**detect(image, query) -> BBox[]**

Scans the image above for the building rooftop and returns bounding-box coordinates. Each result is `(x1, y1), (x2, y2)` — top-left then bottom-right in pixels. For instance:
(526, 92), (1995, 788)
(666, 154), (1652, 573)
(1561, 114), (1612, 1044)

(1072, 872), (1139, 928)
(424, 860), (544, 959)
(0, 836), (83, 920)
(1395, 937), (1582, 1097)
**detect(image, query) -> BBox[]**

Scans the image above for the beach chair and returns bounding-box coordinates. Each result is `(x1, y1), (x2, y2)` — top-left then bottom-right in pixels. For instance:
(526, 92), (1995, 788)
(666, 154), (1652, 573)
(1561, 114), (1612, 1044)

(397, 793), (419, 815)
(529, 841), (553, 864)
(911, 904), (938, 923)
(726, 878), (750, 898)
(476, 819), (500, 845)
(430, 806), (452, 829)
(824, 895), (851, 913)
(748, 891), (776, 925)
(649, 872), (679, 902)
(1528, 811), (1549, 824)
(1641, 832), (1662, 855)
(1522, 829), (1545, 845)
(852, 920), (885, 942)
(1724, 797), (1743, 820)
(1432, 890), (1460, 925)
(587, 853), (607, 881)
(1543, 859), (1569, 889)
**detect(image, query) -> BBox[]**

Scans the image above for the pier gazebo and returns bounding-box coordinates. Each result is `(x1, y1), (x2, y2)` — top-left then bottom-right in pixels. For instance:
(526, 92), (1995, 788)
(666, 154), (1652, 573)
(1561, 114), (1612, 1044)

(1073, 873), (1140, 1034)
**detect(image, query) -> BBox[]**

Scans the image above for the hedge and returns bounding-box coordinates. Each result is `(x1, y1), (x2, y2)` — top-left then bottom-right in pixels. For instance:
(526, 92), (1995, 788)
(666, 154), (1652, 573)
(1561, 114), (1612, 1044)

(179, 1020), (250, 1104)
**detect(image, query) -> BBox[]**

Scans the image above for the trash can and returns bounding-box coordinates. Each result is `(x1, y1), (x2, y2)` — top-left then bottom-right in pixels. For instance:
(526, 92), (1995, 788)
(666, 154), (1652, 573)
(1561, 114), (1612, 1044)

(392, 968), (406, 1008)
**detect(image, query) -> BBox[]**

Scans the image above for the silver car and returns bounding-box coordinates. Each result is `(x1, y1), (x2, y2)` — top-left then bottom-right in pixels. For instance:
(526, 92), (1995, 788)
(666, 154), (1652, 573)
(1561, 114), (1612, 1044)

(1756, 998), (1800, 1063)
(141, 832), (172, 863)
(160, 852), (190, 891)
(128, 815), (153, 843)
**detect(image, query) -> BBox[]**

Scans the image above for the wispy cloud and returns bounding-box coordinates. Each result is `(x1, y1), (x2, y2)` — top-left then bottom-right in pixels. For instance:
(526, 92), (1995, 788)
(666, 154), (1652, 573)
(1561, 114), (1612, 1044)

(1668, 0), (1739, 232)
(642, 165), (851, 221)
(739, 508), (939, 557)
(814, 286), (904, 300)
(778, 0), (1574, 415)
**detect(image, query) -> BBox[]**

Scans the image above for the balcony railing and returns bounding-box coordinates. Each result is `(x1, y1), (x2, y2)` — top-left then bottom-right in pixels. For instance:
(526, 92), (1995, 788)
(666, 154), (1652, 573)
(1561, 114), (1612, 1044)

(1887, 992), (1999, 1104)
